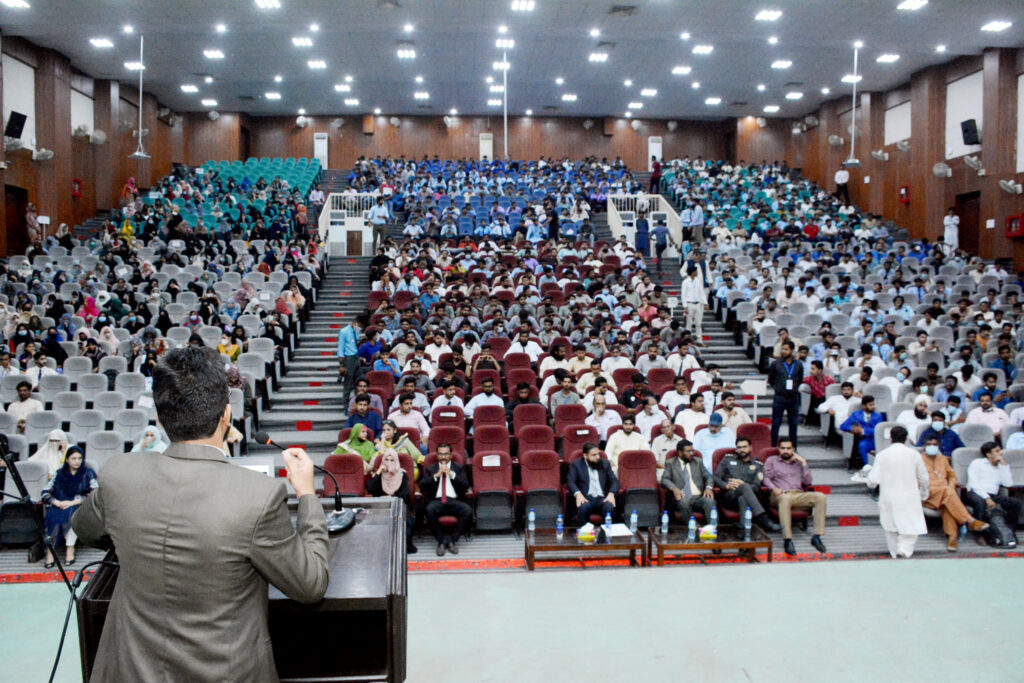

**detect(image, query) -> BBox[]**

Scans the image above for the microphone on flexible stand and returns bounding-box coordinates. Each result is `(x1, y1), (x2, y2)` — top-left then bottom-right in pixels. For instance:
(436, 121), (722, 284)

(252, 431), (356, 532)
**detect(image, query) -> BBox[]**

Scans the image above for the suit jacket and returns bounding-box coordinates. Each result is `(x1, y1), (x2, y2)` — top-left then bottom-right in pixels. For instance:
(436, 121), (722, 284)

(567, 457), (619, 498)
(72, 443), (330, 683)
(419, 461), (470, 500)
(661, 457), (713, 495)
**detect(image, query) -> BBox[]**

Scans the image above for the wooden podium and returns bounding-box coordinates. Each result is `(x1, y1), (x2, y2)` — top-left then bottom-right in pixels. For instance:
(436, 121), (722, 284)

(77, 497), (407, 682)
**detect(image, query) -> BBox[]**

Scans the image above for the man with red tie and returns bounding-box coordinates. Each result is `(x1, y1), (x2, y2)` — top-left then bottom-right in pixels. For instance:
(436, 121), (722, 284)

(420, 443), (472, 556)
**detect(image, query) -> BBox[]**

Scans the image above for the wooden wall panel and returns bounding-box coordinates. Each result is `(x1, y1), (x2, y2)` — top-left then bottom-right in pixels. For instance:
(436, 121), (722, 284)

(184, 112), (242, 166)
(734, 116), (790, 165)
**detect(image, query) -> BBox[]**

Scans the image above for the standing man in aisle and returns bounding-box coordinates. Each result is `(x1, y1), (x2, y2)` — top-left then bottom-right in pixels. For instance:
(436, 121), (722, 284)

(867, 426), (930, 559)
(834, 165), (851, 204)
(768, 340), (803, 447)
(680, 267), (707, 341)
(650, 220), (674, 277)
(368, 196), (390, 249)
(338, 314), (368, 406)
(943, 207), (960, 253)
(649, 155), (661, 193)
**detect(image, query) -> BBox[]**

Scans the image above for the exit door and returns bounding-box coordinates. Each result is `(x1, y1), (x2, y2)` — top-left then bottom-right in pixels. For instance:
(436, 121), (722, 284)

(479, 133), (493, 162)
(955, 191), (980, 255)
(647, 137), (663, 170)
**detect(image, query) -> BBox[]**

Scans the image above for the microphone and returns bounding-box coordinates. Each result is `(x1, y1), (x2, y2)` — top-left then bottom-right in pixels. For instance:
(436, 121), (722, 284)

(252, 431), (355, 533)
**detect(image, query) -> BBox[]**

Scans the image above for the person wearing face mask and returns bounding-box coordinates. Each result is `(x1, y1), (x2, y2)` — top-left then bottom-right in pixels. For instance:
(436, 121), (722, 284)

(763, 437), (828, 556)
(915, 412), (965, 457)
(72, 347), (329, 681)
(920, 435), (989, 552)
(567, 442), (618, 526)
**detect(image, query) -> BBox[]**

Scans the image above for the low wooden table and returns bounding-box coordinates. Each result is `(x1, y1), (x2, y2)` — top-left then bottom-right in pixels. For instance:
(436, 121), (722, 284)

(646, 526), (773, 566)
(524, 528), (647, 570)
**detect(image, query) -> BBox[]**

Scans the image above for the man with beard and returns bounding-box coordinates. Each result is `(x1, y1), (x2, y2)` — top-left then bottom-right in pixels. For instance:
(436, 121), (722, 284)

(763, 438), (828, 556)
(567, 442), (618, 525)
(660, 440), (715, 523)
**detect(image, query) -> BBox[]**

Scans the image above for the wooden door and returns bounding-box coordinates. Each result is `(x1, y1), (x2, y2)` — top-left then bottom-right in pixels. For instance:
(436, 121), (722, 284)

(955, 191), (980, 255)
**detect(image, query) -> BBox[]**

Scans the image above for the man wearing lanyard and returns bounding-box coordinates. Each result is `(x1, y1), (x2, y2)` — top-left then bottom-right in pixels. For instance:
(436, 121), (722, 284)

(367, 196), (390, 249)
(768, 340), (803, 447)
(680, 267), (707, 340)
(337, 314), (368, 406)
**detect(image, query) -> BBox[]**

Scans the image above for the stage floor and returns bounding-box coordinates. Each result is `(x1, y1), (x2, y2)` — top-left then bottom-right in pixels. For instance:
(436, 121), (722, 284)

(2, 557), (1020, 682)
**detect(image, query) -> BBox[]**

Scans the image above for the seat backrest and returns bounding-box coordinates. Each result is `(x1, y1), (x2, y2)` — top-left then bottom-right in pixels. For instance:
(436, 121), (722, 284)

(951, 447), (981, 484)
(85, 430), (126, 469)
(872, 421), (900, 453)
(113, 409), (148, 436)
(322, 454), (366, 497)
(98, 355), (128, 375)
(519, 450), (561, 492)
(2, 460), (49, 501)
(736, 423), (771, 452)
(427, 426), (467, 456)
(53, 391), (86, 416)
(0, 375), (22, 404)
(553, 403), (587, 432)
(63, 356), (93, 383)
(115, 373), (146, 402)
(513, 403), (548, 434)
(959, 423), (995, 449)
(25, 411), (61, 445)
(68, 409), (104, 443)
(712, 447), (736, 473)
(473, 425), (510, 454)
(561, 425), (598, 461)
(518, 424), (554, 455)
(237, 353), (266, 380)
(77, 373), (109, 394)
(430, 405), (465, 429)
(248, 337), (276, 364)
(617, 450), (658, 490)
(93, 391), (127, 420)
(472, 404), (507, 427)
(0, 411), (15, 433)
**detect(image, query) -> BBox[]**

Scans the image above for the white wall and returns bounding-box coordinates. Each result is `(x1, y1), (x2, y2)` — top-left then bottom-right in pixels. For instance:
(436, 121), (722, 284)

(945, 70), (983, 160)
(1, 53), (36, 148)
(883, 101), (911, 146)
(70, 89), (94, 134)
(1017, 73), (1024, 174)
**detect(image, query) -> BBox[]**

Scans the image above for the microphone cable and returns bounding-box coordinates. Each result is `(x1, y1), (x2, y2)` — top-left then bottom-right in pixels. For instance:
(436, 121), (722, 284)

(48, 559), (120, 683)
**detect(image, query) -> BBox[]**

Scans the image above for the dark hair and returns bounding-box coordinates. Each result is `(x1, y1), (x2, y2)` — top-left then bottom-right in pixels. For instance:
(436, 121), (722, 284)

(60, 445), (85, 474)
(582, 442), (600, 455)
(735, 436), (751, 447)
(980, 441), (1001, 457)
(889, 425), (908, 444)
(16, 380), (31, 391)
(153, 347), (228, 442)
(355, 393), (370, 404)
(399, 392), (415, 404)
(676, 439), (692, 453)
(861, 394), (875, 406)
(778, 437), (795, 448)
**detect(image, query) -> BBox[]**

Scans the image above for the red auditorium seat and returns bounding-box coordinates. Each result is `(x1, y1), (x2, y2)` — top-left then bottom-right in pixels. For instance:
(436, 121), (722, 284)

(617, 450), (663, 528)
(365, 371), (396, 399)
(472, 404), (508, 428)
(427, 426), (467, 457)
(392, 290), (414, 311)
(611, 368), (637, 392)
(513, 403), (548, 435)
(431, 405), (466, 430)
(473, 424), (510, 455)
(737, 422), (772, 456)
(506, 368), (538, 390)
(561, 425), (598, 461)
(517, 424), (555, 457)
(519, 450), (563, 528)
(503, 352), (532, 372)
(323, 454), (367, 497)
(553, 404), (587, 435)
(647, 368), (677, 395)
(471, 452), (514, 530)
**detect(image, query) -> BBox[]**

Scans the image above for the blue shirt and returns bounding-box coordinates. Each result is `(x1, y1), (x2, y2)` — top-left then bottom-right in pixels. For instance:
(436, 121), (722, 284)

(840, 410), (884, 436)
(346, 410), (382, 437)
(651, 225), (671, 246)
(337, 324), (360, 357)
(988, 359), (1018, 383)
(916, 427), (965, 458)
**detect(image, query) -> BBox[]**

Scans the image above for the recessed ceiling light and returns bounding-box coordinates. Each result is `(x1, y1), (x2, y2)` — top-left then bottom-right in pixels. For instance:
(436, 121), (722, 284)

(124, 61), (145, 71)
(292, 36), (313, 47)
(561, 93), (577, 102)
(705, 97), (722, 105)
(877, 54), (900, 63)
(771, 60), (792, 69)
(122, 24), (134, 34)
(274, 75), (283, 83)
(763, 105), (780, 113)
(590, 28), (601, 37)
(344, 98), (359, 106)
(511, 0), (535, 11)
(555, 77), (564, 85)
(757, 83), (766, 92)
(853, 40), (864, 48)
(488, 99), (503, 106)
(265, 92), (281, 100)
(374, 108), (382, 114)
(623, 79), (632, 87)
(490, 84), (505, 93)
(493, 60), (510, 70)
(90, 38), (114, 48)
(415, 75), (424, 83)
(215, 23), (227, 34)
(450, 108), (458, 115)
(298, 108), (306, 115)
(628, 101), (643, 109)
(981, 20), (1012, 32)
(396, 48), (416, 59)
(345, 75), (354, 83)
(180, 84), (199, 93)
(897, 0), (927, 9)
(640, 88), (657, 97)
(821, 87), (831, 94)
(1, 0), (30, 7)
(525, 109), (533, 116)
(785, 91), (803, 100)
(496, 38), (515, 49)
(768, 36), (778, 45)
(414, 91), (430, 100)
(403, 23), (414, 33)
(679, 31), (691, 40)
(692, 44), (713, 54)
(935, 44), (947, 52)
(755, 9), (782, 21)
(691, 81), (700, 89)
(334, 84), (351, 92)
(204, 49), (224, 59)
(310, 23), (319, 32)
(497, 24), (508, 34)
(841, 74), (863, 83)
(204, 76), (214, 84)
(307, 59), (327, 69)
(671, 65), (692, 75)
(201, 99), (218, 107)
(589, 52), (608, 63)
(624, 112), (632, 118)
(486, 76), (494, 84)
(254, 0), (280, 8)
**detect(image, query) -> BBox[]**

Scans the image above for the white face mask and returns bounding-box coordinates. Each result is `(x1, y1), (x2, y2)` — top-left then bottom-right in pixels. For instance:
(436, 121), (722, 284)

(924, 445), (939, 456)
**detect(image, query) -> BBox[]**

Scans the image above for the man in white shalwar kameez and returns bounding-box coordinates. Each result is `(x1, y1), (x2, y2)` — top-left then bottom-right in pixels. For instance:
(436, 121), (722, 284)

(867, 425), (930, 558)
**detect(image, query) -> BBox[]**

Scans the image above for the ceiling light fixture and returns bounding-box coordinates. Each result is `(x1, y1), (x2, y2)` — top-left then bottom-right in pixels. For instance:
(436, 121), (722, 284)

(123, 25), (134, 34)
(496, 38), (515, 49)
(204, 49), (225, 59)
(415, 75), (424, 83)
(589, 52), (608, 63)
(215, 24), (227, 34)
(525, 109), (533, 116)
(344, 98), (359, 106)
(624, 112), (632, 118)
(705, 97), (722, 105)
(876, 53), (900, 63)
(692, 44), (714, 54)
(821, 87), (831, 94)
(345, 75), (353, 82)
(771, 59), (792, 69)
(201, 98), (218, 107)
(450, 108), (458, 115)
(679, 31), (691, 40)
(640, 88), (657, 97)
(308, 60), (327, 69)
(628, 102), (643, 109)
(374, 108), (382, 114)
(768, 36), (778, 45)
(763, 105), (780, 113)
(624, 79), (632, 87)
(414, 91), (430, 100)
(853, 40), (864, 48)
(488, 99), (502, 106)
(841, 73), (862, 83)
(755, 9), (782, 21)
(497, 25), (508, 34)
(274, 75), (283, 83)
(292, 36), (313, 47)
(265, 92), (281, 100)
(204, 75), (214, 84)
(555, 77), (564, 85)
(124, 61), (145, 71)
(403, 23), (414, 33)
(511, 0), (535, 10)
(486, 76), (494, 83)
(297, 108), (306, 115)
(180, 84), (198, 93)
(334, 84), (351, 92)
(785, 91), (803, 100)
(561, 93), (577, 102)
(310, 23), (319, 32)
(490, 84), (505, 93)
(935, 44), (947, 52)
(981, 20), (1012, 32)
(254, 0), (280, 9)
(691, 81), (700, 89)
(396, 48), (416, 59)
(1, 0), (30, 6)
(493, 60), (511, 70)
(589, 28), (601, 38)
(671, 65), (692, 75)
(90, 38), (114, 48)
(897, 0), (927, 9)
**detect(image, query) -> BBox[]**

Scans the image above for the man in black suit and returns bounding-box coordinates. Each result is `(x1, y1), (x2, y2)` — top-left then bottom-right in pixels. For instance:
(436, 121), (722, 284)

(567, 443), (619, 526)
(419, 443), (473, 556)
(660, 440), (715, 522)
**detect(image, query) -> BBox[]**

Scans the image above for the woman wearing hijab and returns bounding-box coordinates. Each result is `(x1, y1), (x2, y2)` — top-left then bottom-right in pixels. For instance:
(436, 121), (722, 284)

(28, 429), (69, 477)
(41, 445), (97, 567)
(42, 327), (69, 367)
(366, 449), (416, 553)
(9, 324), (34, 354)
(78, 296), (100, 325)
(131, 426), (168, 453)
(154, 310), (174, 335)
(373, 420), (423, 475)
(332, 424), (377, 474)
(97, 326), (120, 356)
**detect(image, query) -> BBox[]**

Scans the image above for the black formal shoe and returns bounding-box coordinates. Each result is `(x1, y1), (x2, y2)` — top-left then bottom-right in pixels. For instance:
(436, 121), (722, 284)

(66, 558), (76, 566)
(811, 535), (827, 553)
(407, 543), (418, 555)
(784, 539), (796, 556)
(44, 561), (55, 569)
(755, 514), (782, 533)
(435, 543), (446, 557)
(446, 540), (459, 555)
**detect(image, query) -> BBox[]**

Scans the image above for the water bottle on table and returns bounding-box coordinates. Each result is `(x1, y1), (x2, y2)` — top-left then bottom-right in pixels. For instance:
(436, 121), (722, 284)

(687, 515), (697, 541)
(604, 512), (612, 533)
(527, 507), (536, 532)
(661, 511), (669, 535)
(629, 510), (638, 534)
(555, 514), (564, 537)
(709, 506), (718, 532)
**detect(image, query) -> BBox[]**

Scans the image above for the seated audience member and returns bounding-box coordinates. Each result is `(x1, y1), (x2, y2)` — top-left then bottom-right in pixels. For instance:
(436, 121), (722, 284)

(374, 420), (423, 470)
(840, 394), (884, 473)
(346, 393), (383, 437)
(895, 394), (932, 441)
(505, 381), (540, 424)
(660, 440), (714, 523)
(577, 358), (616, 394)
(568, 443), (618, 525)
(690, 413), (736, 472)
(866, 426), (930, 559)
(650, 419), (681, 469)
(763, 438), (828, 556)
(387, 392), (431, 447)
(548, 369), (582, 411)
(6, 380), (42, 433)
(714, 392), (751, 430)
(347, 379), (385, 415)
(367, 449), (417, 553)
(371, 346), (401, 379)
(41, 445), (97, 568)
(919, 435), (988, 552)
(915, 412), (964, 457)
(604, 415), (649, 473)
(464, 377), (504, 423)
(971, 372), (1010, 409)
(965, 392), (1010, 438)
(582, 377), (619, 412)
(965, 442), (1020, 545)
(1004, 422), (1024, 451)
(674, 394), (709, 440)
(585, 397), (622, 447)
(713, 437), (781, 532)
(801, 361), (834, 426)
(28, 429), (69, 476)
(419, 444), (472, 556)
(659, 376), (690, 418)
(619, 373), (655, 415)
(131, 426), (169, 454)
(635, 396), (667, 439)
(431, 380), (465, 412)
(332, 424), (377, 473)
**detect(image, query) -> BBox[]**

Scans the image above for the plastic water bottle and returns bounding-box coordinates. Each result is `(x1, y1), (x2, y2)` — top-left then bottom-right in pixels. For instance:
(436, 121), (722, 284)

(555, 514), (564, 537)
(709, 506), (718, 532)
(527, 508), (536, 532)
(743, 506), (753, 533)
(604, 512), (613, 532)
(629, 510), (638, 534)
(958, 523), (967, 541)
(661, 511), (669, 535)
(687, 515), (697, 540)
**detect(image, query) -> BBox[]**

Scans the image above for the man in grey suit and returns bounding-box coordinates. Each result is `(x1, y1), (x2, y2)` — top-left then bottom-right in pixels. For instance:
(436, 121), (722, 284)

(73, 347), (330, 682)
(661, 440), (715, 522)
